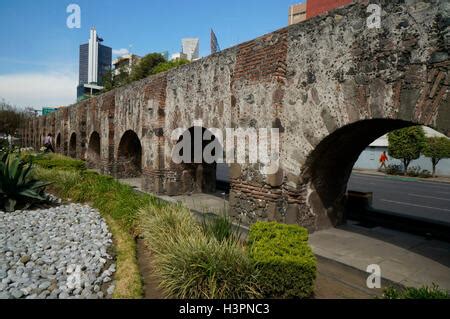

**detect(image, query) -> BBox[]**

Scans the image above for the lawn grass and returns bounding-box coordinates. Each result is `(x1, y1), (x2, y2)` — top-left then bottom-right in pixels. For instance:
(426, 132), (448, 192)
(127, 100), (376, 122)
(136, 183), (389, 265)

(103, 214), (142, 298)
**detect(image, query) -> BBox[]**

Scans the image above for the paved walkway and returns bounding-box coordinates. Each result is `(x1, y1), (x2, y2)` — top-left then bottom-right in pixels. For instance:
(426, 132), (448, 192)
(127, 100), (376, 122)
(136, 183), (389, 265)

(353, 168), (450, 184)
(309, 221), (450, 290)
(119, 177), (450, 292)
(119, 178), (229, 213)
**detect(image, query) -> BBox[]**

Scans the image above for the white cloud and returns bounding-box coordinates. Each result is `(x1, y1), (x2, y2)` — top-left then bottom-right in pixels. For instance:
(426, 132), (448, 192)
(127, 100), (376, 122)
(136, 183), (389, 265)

(0, 72), (77, 109)
(112, 48), (129, 56)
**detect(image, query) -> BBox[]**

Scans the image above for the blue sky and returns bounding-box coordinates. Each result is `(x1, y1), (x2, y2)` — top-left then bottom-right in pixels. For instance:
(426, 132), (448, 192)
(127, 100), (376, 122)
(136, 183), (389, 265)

(0, 0), (304, 108)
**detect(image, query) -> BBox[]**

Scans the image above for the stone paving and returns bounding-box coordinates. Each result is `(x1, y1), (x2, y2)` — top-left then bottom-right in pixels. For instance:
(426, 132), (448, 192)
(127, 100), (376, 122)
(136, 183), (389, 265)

(309, 221), (450, 290)
(0, 203), (116, 299)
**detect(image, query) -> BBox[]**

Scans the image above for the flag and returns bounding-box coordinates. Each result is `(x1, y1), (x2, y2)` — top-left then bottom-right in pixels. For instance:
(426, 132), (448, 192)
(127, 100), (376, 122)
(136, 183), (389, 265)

(210, 29), (220, 54)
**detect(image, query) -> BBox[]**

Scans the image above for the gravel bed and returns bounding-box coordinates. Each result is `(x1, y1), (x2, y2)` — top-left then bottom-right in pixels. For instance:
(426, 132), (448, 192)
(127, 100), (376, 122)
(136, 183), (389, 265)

(0, 203), (115, 299)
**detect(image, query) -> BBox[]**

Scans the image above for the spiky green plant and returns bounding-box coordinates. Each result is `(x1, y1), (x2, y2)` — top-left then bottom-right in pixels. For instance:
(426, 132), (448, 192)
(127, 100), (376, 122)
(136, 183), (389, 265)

(138, 205), (262, 299)
(0, 153), (50, 212)
(201, 212), (241, 243)
(382, 284), (449, 299)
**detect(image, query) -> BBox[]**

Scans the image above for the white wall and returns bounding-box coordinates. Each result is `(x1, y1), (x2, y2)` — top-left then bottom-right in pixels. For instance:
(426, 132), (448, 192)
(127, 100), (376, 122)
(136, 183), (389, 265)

(353, 146), (450, 177)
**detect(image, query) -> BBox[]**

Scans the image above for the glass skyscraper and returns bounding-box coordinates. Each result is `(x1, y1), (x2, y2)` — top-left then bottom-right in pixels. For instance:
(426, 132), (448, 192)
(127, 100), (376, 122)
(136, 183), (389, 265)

(77, 28), (112, 100)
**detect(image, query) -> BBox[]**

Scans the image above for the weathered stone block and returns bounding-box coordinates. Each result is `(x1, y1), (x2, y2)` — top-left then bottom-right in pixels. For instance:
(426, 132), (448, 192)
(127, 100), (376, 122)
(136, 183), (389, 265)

(267, 202), (282, 222)
(229, 163), (241, 179)
(285, 204), (299, 225)
(166, 181), (179, 196)
(267, 168), (284, 187)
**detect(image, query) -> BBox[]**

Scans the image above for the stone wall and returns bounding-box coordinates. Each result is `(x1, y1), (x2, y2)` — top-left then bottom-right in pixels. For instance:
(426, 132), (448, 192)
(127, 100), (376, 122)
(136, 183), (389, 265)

(23, 0), (450, 232)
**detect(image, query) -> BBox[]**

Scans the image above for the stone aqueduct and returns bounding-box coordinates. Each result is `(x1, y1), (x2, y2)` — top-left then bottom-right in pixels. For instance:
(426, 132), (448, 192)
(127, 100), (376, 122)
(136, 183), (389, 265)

(23, 0), (450, 231)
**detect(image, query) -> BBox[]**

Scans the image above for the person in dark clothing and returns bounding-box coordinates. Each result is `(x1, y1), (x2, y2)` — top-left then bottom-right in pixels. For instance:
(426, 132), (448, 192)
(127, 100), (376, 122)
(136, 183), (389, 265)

(44, 133), (55, 153)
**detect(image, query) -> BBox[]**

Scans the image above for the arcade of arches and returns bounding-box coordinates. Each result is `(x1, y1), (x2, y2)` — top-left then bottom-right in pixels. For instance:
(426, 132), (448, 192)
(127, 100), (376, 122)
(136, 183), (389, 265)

(22, 0), (450, 231)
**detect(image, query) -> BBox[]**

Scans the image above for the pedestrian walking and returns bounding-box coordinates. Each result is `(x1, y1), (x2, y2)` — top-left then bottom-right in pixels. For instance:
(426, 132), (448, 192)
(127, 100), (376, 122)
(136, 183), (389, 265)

(7, 134), (12, 150)
(44, 133), (55, 153)
(379, 151), (388, 171)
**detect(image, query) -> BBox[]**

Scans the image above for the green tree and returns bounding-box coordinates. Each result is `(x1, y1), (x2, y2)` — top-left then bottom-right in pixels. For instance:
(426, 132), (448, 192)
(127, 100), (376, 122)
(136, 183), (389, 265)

(0, 100), (29, 136)
(102, 70), (115, 92)
(102, 54), (190, 93)
(388, 126), (426, 172)
(423, 136), (450, 177)
(129, 53), (166, 82)
(102, 66), (130, 93)
(152, 58), (190, 75)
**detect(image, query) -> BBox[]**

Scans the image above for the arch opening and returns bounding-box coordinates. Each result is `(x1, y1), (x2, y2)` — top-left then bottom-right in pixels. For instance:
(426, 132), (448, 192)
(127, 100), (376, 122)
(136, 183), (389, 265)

(301, 119), (420, 229)
(117, 130), (142, 178)
(69, 132), (77, 158)
(175, 126), (224, 194)
(301, 118), (450, 232)
(87, 131), (101, 168)
(56, 133), (61, 151)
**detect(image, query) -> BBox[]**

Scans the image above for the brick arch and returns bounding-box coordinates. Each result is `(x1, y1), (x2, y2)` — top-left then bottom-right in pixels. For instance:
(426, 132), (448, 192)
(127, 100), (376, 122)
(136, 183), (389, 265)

(55, 132), (61, 151)
(298, 119), (418, 230)
(283, 63), (450, 231)
(19, 0), (449, 232)
(173, 126), (222, 194)
(87, 131), (101, 168)
(69, 132), (77, 158)
(116, 130), (142, 178)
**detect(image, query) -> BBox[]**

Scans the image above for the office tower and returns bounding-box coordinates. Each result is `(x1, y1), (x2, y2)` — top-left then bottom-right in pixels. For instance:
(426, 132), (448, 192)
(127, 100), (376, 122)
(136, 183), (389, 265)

(112, 54), (141, 76)
(182, 38), (200, 61)
(288, 3), (307, 25)
(77, 28), (112, 100)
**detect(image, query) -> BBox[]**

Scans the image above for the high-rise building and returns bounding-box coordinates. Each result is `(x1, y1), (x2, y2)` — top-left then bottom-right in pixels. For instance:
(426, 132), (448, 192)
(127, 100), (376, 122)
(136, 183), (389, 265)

(288, 3), (307, 25)
(182, 38), (200, 61)
(170, 52), (188, 61)
(288, 1), (353, 25)
(306, 0), (353, 19)
(77, 28), (112, 100)
(112, 54), (141, 76)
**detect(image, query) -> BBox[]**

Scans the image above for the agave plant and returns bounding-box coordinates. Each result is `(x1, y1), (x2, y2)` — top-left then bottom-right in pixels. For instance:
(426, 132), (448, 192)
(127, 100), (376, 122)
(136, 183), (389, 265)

(0, 153), (50, 212)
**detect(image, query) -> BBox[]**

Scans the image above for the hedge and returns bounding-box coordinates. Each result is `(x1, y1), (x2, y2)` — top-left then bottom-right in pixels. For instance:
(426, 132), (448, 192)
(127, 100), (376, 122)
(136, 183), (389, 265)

(248, 222), (316, 298)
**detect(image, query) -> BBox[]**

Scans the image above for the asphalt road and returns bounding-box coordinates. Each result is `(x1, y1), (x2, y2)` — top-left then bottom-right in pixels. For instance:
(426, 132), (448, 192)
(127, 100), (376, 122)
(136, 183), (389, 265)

(348, 173), (450, 224)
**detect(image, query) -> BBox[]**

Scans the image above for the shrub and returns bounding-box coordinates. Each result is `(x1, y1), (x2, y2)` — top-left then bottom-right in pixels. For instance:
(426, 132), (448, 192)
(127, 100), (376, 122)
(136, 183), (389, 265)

(247, 222), (316, 298)
(406, 166), (421, 177)
(386, 164), (404, 175)
(382, 284), (449, 299)
(138, 205), (261, 299)
(0, 153), (50, 212)
(0, 139), (8, 151)
(419, 169), (432, 178)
